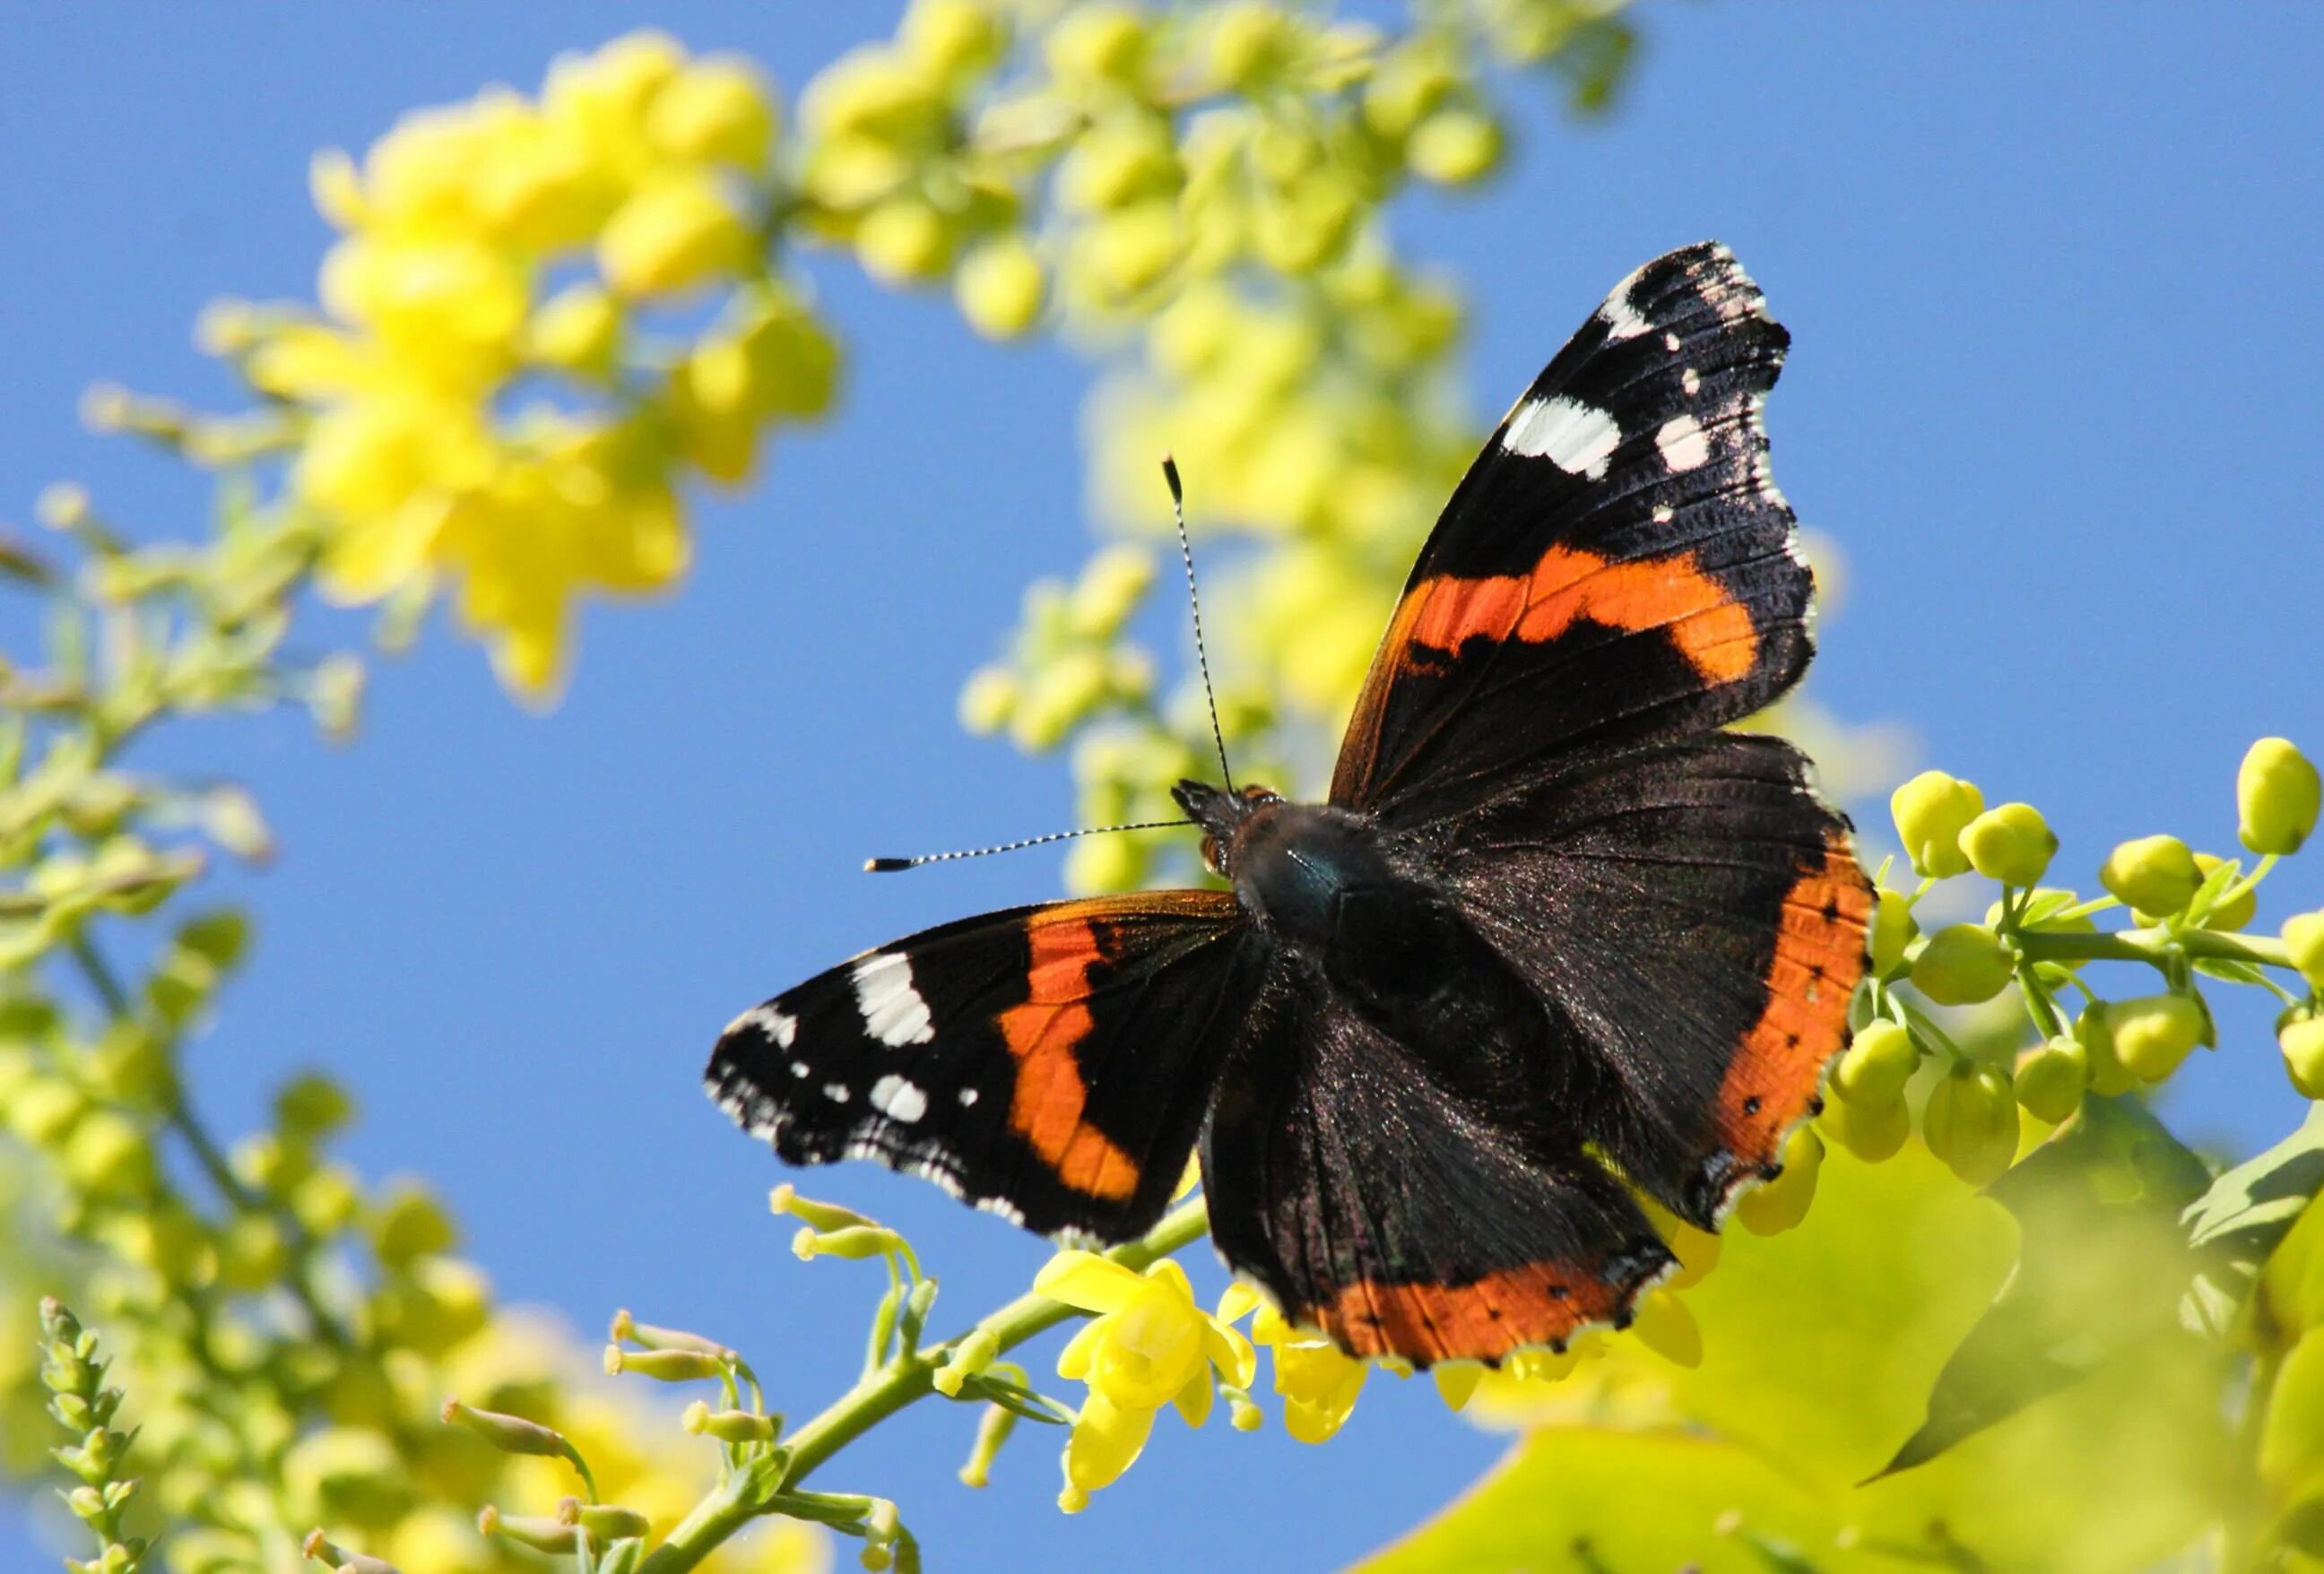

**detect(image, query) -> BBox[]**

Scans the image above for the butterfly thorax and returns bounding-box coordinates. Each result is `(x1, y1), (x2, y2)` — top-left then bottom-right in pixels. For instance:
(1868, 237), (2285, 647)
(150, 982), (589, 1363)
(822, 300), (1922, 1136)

(1174, 778), (1470, 1000)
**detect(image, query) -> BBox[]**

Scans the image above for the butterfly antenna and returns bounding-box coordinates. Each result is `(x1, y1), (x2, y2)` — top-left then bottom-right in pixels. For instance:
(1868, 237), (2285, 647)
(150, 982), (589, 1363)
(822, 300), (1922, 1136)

(865, 819), (1192, 873)
(1165, 454), (1235, 793)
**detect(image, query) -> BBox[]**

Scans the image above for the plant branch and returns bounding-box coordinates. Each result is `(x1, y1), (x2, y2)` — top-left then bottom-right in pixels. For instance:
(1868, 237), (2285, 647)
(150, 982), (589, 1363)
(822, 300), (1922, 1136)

(635, 1197), (1212, 1574)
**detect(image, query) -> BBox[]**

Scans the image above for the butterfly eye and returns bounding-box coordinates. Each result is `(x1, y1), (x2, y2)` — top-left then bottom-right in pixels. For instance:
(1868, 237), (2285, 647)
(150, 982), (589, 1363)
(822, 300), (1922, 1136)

(1201, 833), (1225, 875)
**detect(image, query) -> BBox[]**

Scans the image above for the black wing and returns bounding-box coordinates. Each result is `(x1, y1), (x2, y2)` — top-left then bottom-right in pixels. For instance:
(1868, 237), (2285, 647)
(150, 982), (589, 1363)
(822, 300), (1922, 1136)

(1201, 961), (1674, 1367)
(1331, 243), (1812, 826)
(708, 891), (1265, 1243)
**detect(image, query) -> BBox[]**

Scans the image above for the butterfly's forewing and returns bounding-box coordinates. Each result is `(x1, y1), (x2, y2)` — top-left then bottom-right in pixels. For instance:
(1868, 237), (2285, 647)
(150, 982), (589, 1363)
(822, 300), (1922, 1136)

(1442, 732), (1872, 1228)
(707, 891), (1263, 1243)
(1201, 964), (1675, 1366)
(1331, 243), (1809, 826)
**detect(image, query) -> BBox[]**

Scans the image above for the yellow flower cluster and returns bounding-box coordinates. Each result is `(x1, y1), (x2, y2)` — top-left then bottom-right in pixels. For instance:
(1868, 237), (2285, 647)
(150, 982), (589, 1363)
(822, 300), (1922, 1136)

(1825, 735), (2320, 1188)
(212, 31), (835, 701)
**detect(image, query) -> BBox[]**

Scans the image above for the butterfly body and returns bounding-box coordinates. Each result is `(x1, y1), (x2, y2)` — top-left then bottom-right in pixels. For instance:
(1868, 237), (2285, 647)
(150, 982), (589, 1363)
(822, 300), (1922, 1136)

(710, 244), (1875, 1366)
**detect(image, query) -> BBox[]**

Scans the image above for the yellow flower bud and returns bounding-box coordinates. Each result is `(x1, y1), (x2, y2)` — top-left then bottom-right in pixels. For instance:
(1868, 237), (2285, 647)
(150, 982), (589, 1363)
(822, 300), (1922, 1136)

(1081, 202), (1185, 298)
(2099, 834), (2202, 917)
(1832, 1019), (1917, 1106)
(2111, 994), (2205, 1083)
(855, 197), (954, 285)
(1405, 108), (1505, 185)
(62, 1111), (156, 1198)
(1960, 801), (2057, 886)
(903, 0), (1009, 82)
(1059, 117), (1182, 212)
(1818, 1089), (1909, 1163)
(2285, 912), (2324, 990)
(1045, 4), (1150, 91)
(1890, 770), (1984, 878)
(598, 173), (752, 298)
(1924, 1063), (2017, 1186)
(957, 666), (1019, 735)
(2015, 1039), (2087, 1124)
(216, 1215), (290, 1292)
(954, 237), (1046, 340)
(371, 1183), (458, 1267)
(282, 1426), (411, 1529)
(528, 286), (622, 377)
(1207, 3), (1294, 89)
(1733, 1124), (1823, 1235)
(1912, 923), (2014, 1006)
(2279, 1013), (2324, 1099)
(2077, 1002), (2138, 1098)
(2239, 737), (2320, 856)
(737, 294), (842, 420)
(1869, 888), (1917, 974)
(8, 1077), (87, 1146)
(647, 56), (776, 171)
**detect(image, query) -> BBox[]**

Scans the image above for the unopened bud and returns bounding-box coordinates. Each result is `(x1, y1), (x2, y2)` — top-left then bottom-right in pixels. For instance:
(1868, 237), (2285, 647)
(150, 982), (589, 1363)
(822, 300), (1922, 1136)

(793, 1224), (904, 1262)
(2239, 737), (2320, 856)
(1822, 1090), (1909, 1163)
(1925, 1062), (2018, 1186)
(2076, 1002), (2138, 1098)
(2111, 994), (2206, 1083)
(1912, 923), (2014, 1006)
(556, 1498), (652, 1541)
(681, 1401), (778, 1443)
(2015, 1039), (2088, 1124)
(958, 1398), (1019, 1487)
(2285, 912), (2324, 990)
(609, 1310), (733, 1359)
(1960, 802), (2057, 887)
(1732, 1125), (1823, 1236)
(301, 1529), (401, 1573)
(771, 1184), (878, 1232)
(440, 1398), (570, 1458)
(1832, 1020), (1917, 1106)
(934, 1326), (1001, 1398)
(478, 1506), (578, 1552)
(1891, 771), (1983, 878)
(603, 1345), (724, 1382)
(2281, 1011), (2324, 1100)
(2100, 835), (2202, 917)
(1869, 889), (1918, 975)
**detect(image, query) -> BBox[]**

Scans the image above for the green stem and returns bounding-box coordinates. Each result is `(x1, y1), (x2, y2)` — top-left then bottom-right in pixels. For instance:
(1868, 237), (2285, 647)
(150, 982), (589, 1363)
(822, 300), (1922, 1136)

(2015, 926), (2293, 973)
(635, 1197), (1212, 1574)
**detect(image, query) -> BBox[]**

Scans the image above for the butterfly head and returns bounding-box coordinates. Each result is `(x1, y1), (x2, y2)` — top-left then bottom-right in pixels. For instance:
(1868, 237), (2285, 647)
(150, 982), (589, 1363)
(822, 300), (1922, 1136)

(1172, 779), (1283, 877)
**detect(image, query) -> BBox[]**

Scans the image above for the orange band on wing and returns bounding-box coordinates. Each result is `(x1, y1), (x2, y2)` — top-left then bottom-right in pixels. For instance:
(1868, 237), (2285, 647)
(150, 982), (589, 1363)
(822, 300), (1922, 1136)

(1398, 544), (1757, 685)
(1717, 833), (1873, 1163)
(996, 914), (1140, 1202)
(1315, 1260), (1635, 1365)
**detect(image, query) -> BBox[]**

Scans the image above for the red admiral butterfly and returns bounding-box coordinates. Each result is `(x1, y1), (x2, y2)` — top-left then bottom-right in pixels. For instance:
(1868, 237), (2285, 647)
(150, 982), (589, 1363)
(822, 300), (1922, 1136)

(709, 243), (1873, 1366)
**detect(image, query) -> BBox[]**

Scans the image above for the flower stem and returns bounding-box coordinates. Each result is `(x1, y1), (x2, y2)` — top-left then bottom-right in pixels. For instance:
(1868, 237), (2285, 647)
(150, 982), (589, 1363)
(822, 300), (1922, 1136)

(635, 1197), (1211, 1574)
(2015, 926), (2292, 973)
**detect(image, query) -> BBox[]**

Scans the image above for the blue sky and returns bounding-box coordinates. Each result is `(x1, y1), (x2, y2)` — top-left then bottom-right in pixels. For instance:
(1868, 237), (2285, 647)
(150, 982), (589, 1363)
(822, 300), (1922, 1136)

(3, 4), (2320, 1569)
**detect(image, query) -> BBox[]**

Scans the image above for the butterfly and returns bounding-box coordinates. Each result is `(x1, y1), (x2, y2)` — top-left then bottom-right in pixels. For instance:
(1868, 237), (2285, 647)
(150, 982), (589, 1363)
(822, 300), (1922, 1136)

(708, 243), (1873, 1367)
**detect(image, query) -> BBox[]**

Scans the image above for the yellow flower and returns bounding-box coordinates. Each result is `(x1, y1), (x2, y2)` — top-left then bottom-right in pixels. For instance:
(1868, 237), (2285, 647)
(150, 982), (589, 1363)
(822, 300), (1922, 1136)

(597, 170), (753, 298)
(1221, 1282), (1369, 1443)
(1036, 1252), (1255, 1509)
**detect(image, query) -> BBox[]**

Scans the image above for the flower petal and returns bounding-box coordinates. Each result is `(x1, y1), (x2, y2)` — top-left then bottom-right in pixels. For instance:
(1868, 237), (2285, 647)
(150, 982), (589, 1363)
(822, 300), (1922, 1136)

(1173, 1368), (1214, 1429)
(1064, 1390), (1157, 1492)
(1035, 1250), (1143, 1315)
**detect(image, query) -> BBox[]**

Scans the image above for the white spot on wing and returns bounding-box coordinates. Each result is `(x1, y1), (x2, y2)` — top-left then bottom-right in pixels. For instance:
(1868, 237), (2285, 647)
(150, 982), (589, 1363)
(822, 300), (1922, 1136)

(822, 1083), (851, 1103)
(790, 1061), (811, 1079)
(1681, 367), (1701, 397)
(958, 1087), (980, 1106)
(1662, 332), (1681, 352)
(1502, 396), (1621, 480)
(1597, 270), (1652, 341)
(725, 1004), (797, 1049)
(870, 1074), (929, 1124)
(1657, 413), (1712, 472)
(851, 953), (935, 1047)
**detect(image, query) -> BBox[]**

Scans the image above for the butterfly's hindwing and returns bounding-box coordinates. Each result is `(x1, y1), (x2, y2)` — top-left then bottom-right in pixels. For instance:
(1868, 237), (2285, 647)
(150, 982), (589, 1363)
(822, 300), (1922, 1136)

(707, 892), (1262, 1242)
(1201, 962), (1675, 1367)
(1333, 243), (1811, 825)
(1441, 732), (1873, 1228)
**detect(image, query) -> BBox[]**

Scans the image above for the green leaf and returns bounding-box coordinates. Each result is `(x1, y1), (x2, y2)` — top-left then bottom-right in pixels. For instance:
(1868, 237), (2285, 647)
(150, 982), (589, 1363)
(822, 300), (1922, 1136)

(1875, 1097), (2209, 1477)
(2181, 1104), (2324, 1339)
(1366, 1139), (2232, 1574)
